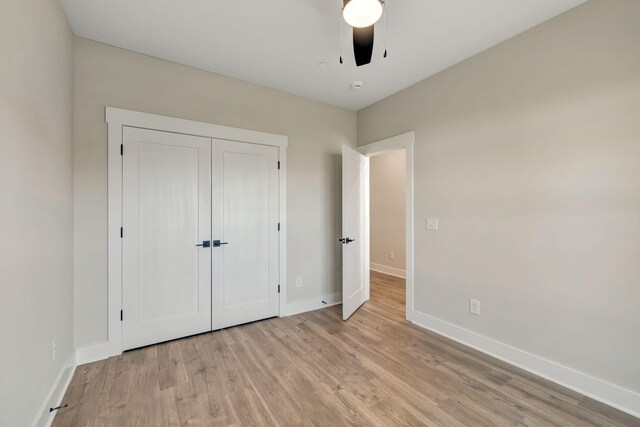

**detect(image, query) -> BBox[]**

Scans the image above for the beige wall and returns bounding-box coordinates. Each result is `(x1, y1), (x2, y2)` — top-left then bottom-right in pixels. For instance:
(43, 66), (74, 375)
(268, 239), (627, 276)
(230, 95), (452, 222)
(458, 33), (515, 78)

(73, 37), (357, 347)
(0, 0), (74, 425)
(370, 150), (406, 272)
(358, 0), (640, 393)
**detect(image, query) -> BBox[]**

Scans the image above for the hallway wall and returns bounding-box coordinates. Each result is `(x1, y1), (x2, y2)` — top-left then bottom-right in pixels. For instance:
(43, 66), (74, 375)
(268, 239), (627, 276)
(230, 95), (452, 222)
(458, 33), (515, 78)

(370, 150), (406, 275)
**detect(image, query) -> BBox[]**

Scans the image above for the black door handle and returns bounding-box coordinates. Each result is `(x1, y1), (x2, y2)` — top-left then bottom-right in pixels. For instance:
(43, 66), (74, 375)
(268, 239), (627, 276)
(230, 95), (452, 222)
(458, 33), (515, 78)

(213, 240), (229, 247)
(196, 240), (211, 248)
(339, 237), (355, 244)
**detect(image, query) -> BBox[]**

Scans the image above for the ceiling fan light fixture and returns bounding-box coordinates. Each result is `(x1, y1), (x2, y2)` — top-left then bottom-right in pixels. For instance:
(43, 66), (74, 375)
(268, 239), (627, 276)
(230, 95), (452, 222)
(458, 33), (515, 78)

(343, 0), (382, 28)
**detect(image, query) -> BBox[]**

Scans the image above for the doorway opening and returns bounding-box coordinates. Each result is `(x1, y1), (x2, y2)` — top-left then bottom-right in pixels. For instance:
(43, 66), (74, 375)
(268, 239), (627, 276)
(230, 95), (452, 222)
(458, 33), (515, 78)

(369, 148), (407, 321)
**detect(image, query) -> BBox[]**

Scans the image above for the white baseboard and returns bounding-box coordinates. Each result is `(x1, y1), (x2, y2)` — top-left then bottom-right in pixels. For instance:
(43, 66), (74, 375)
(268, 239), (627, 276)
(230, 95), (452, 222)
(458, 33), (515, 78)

(411, 309), (640, 419)
(76, 295), (345, 365)
(370, 263), (406, 279)
(283, 292), (342, 317)
(31, 351), (77, 427)
(75, 340), (121, 366)
(76, 292), (346, 364)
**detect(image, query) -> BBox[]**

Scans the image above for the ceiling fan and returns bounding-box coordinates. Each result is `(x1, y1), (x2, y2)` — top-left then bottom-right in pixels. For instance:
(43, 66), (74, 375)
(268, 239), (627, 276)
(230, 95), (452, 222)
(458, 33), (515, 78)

(341, 0), (387, 67)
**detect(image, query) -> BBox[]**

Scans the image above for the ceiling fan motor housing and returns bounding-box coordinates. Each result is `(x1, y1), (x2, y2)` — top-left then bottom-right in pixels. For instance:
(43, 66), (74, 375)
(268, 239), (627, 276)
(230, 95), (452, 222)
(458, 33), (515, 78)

(343, 0), (382, 66)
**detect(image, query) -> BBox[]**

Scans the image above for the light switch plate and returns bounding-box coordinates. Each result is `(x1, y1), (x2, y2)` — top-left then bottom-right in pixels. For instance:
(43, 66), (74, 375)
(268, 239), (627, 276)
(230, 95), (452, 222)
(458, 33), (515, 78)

(426, 217), (438, 231)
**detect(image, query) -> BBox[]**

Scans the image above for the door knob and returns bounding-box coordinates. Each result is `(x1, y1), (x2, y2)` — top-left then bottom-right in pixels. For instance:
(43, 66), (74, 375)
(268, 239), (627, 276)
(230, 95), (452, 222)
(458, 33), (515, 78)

(196, 240), (211, 248)
(339, 237), (355, 244)
(213, 240), (229, 247)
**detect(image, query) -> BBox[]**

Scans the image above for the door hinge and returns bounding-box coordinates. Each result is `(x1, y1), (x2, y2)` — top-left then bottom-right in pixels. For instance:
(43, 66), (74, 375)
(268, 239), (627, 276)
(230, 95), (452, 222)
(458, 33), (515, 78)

(120, 144), (123, 156)
(277, 161), (280, 170)
(277, 223), (280, 231)
(120, 310), (123, 321)
(120, 227), (123, 238)
(278, 285), (280, 294)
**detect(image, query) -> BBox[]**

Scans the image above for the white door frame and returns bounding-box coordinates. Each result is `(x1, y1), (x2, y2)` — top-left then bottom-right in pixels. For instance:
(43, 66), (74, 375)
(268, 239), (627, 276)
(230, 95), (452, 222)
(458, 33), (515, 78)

(76, 107), (288, 364)
(357, 132), (415, 321)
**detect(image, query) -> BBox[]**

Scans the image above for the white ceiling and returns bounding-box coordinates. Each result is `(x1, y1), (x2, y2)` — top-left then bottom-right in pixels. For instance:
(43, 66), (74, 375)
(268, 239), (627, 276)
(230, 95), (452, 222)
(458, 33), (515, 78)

(60, 0), (586, 111)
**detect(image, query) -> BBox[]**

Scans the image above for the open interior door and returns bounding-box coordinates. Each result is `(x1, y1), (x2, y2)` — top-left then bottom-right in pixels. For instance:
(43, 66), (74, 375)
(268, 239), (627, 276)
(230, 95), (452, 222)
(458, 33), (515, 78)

(341, 145), (369, 320)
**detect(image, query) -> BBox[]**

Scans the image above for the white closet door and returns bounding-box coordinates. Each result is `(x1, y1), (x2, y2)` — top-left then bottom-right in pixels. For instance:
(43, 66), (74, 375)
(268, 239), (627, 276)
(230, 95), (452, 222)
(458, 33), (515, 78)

(211, 139), (280, 330)
(122, 127), (212, 350)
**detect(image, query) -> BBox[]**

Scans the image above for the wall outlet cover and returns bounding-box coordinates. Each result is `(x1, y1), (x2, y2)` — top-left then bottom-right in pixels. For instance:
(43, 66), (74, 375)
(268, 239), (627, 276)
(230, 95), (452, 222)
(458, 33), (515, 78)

(389, 251), (395, 260)
(470, 299), (481, 315)
(426, 217), (438, 231)
(295, 276), (303, 288)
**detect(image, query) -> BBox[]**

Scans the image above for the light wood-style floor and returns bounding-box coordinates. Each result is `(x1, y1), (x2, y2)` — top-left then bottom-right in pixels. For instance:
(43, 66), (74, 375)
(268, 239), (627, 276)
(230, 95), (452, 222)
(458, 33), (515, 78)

(54, 271), (638, 426)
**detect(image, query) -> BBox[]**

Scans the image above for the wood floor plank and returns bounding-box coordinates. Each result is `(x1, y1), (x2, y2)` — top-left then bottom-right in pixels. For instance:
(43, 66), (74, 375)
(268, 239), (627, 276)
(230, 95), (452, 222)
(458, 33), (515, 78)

(53, 271), (640, 426)
(157, 339), (189, 391)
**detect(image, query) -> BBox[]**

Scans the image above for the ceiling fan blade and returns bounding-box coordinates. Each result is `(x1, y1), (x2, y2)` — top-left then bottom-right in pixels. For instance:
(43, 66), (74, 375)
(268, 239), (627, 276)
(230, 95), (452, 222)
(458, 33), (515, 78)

(353, 25), (374, 67)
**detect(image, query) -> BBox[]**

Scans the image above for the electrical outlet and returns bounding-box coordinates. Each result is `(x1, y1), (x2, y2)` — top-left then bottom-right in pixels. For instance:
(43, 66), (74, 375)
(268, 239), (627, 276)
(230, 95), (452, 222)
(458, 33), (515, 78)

(52, 338), (57, 361)
(469, 299), (481, 316)
(295, 276), (303, 288)
(389, 251), (395, 261)
(426, 217), (438, 231)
